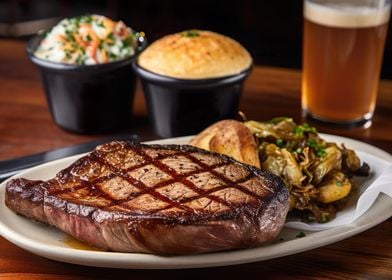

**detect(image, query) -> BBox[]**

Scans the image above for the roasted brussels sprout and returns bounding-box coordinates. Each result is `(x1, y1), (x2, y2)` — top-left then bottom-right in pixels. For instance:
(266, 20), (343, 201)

(245, 117), (369, 223)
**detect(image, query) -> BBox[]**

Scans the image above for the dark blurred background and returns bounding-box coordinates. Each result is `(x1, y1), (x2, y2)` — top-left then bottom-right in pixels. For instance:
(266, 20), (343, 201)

(1, 0), (392, 78)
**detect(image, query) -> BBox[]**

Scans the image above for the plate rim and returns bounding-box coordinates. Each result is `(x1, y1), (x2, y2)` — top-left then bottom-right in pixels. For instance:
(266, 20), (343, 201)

(0, 133), (391, 269)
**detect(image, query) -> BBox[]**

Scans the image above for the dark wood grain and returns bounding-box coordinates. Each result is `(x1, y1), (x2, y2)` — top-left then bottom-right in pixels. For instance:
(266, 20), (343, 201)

(0, 39), (391, 279)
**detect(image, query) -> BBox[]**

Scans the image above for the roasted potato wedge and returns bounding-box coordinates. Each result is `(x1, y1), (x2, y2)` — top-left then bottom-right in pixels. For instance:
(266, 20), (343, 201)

(190, 120), (260, 168)
(316, 171), (352, 203)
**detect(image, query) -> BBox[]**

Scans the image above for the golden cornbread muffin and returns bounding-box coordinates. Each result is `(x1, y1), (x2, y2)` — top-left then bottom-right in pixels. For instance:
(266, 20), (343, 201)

(137, 30), (252, 79)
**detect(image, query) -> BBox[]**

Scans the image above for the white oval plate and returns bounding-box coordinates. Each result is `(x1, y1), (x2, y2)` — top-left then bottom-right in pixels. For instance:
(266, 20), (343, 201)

(0, 134), (391, 269)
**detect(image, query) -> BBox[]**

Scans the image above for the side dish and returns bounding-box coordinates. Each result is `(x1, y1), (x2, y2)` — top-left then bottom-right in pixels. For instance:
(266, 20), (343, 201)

(133, 29), (252, 138)
(137, 29), (252, 79)
(34, 14), (143, 65)
(191, 118), (370, 223)
(190, 119), (260, 167)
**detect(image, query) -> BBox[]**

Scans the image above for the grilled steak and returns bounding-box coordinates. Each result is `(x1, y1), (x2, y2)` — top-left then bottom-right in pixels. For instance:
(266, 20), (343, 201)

(5, 141), (289, 255)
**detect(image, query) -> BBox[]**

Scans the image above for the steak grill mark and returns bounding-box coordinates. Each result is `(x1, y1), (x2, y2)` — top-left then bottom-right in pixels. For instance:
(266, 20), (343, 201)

(48, 143), (272, 216)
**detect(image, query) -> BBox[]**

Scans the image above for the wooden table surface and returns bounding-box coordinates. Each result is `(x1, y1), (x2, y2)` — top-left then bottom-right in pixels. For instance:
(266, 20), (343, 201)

(0, 39), (391, 279)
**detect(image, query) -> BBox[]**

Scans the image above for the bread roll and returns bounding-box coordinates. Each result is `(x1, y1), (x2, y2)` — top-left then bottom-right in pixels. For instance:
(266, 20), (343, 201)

(137, 30), (252, 79)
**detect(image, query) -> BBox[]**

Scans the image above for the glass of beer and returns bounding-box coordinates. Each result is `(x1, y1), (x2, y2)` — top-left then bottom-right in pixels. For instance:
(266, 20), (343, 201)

(302, 0), (391, 126)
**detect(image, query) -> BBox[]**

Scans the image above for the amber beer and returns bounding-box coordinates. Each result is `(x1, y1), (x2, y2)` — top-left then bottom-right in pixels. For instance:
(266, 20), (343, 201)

(302, 0), (390, 124)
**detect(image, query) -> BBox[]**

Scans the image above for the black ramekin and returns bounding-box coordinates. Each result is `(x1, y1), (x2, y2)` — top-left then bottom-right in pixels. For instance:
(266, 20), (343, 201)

(133, 63), (252, 138)
(26, 33), (146, 134)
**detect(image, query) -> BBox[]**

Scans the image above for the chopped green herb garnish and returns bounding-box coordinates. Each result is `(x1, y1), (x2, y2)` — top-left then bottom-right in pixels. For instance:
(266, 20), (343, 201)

(306, 139), (317, 148)
(319, 212), (330, 223)
(64, 30), (76, 43)
(294, 127), (301, 136)
(98, 40), (104, 50)
(96, 21), (105, 28)
(306, 139), (326, 157)
(294, 148), (302, 154)
(109, 52), (117, 59)
(64, 51), (71, 59)
(294, 123), (317, 137)
(76, 54), (85, 64)
(316, 149), (327, 158)
(80, 15), (93, 24)
(181, 30), (200, 37)
(296, 232), (306, 238)
(301, 215), (315, 223)
(276, 139), (285, 147)
(69, 17), (81, 27)
(122, 34), (134, 48)
(335, 181), (343, 187)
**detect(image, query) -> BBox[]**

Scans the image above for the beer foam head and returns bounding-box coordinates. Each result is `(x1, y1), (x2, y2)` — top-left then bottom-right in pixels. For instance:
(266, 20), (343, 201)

(304, 0), (391, 28)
